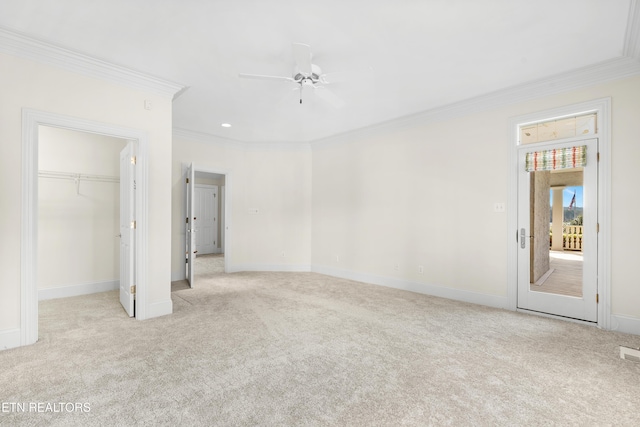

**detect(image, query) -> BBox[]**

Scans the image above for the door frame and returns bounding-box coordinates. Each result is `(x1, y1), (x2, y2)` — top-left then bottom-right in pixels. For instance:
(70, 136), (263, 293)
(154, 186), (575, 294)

(21, 109), (150, 346)
(507, 98), (611, 329)
(182, 163), (231, 276)
(120, 141), (137, 317)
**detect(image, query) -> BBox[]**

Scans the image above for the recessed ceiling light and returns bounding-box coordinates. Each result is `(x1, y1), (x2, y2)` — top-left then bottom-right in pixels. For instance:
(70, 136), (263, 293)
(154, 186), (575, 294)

(221, 123), (231, 128)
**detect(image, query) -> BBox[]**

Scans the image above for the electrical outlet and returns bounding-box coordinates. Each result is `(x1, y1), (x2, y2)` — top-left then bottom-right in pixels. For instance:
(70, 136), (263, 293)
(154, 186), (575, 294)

(281, 251), (286, 258)
(418, 265), (424, 274)
(394, 264), (399, 271)
(493, 202), (505, 212)
(248, 208), (259, 214)
(336, 255), (340, 262)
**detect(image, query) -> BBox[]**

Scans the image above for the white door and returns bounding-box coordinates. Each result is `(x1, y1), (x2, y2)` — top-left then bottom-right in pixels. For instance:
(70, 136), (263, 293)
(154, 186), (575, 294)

(185, 163), (196, 287)
(119, 142), (135, 317)
(195, 185), (218, 255)
(517, 138), (598, 321)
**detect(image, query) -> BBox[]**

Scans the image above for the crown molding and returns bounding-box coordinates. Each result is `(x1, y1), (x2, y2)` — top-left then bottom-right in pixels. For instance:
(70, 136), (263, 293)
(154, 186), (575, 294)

(0, 26), (187, 99)
(624, 0), (640, 58)
(311, 55), (640, 149)
(173, 127), (311, 152)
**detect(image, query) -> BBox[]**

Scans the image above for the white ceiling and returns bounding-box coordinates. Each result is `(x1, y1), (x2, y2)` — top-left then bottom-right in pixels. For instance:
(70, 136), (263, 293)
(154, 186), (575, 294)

(0, 0), (636, 143)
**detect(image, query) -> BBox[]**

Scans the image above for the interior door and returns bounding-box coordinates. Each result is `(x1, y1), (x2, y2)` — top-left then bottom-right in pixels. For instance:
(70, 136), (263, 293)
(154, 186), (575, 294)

(221, 185), (225, 254)
(195, 185), (218, 255)
(517, 138), (598, 321)
(185, 163), (196, 287)
(119, 142), (135, 317)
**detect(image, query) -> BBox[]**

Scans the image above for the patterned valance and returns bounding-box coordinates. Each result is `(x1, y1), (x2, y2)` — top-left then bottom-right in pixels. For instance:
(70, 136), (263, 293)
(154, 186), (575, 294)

(525, 146), (586, 172)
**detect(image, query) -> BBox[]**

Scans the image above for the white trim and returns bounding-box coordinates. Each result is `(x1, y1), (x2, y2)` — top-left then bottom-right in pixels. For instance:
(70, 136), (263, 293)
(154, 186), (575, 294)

(0, 329), (21, 351)
(516, 308), (600, 328)
(610, 315), (640, 336)
(312, 265), (509, 310)
(228, 264), (312, 273)
(148, 299), (173, 318)
(0, 26), (186, 99)
(38, 280), (119, 301)
(623, 0), (640, 58)
(21, 109), (151, 348)
(507, 98), (611, 329)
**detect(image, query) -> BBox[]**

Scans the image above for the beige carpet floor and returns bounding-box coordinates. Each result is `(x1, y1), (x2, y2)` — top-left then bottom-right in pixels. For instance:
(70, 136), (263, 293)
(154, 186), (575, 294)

(1, 271), (640, 426)
(172, 253), (225, 292)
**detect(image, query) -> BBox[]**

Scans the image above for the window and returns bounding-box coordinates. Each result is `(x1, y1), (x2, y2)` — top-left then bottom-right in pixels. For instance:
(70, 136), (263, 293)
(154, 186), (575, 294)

(520, 113), (596, 144)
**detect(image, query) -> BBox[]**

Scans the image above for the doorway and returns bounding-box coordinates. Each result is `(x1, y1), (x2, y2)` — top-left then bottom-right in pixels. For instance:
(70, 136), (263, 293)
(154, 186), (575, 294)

(21, 109), (150, 346)
(507, 98), (611, 329)
(183, 163), (229, 289)
(37, 126), (127, 306)
(517, 138), (598, 321)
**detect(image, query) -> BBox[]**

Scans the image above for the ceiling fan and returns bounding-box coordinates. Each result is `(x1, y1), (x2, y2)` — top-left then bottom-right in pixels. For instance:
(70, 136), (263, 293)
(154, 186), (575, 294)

(239, 43), (345, 108)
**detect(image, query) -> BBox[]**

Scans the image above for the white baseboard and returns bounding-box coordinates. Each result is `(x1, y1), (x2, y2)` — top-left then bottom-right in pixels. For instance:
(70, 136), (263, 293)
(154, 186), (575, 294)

(0, 328), (21, 351)
(38, 280), (119, 301)
(311, 264), (510, 310)
(611, 314), (640, 336)
(227, 264), (312, 273)
(147, 299), (173, 319)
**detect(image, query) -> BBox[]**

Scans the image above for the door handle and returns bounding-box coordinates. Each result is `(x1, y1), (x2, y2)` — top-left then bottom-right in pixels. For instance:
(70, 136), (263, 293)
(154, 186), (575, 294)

(520, 228), (526, 249)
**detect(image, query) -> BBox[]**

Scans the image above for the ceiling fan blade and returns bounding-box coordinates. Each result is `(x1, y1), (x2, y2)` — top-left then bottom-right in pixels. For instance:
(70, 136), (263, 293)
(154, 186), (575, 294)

(320, 71), (348, 84)
(313, 86), (345, 109)
(238, 73), (294, 83)
(292, 43), (312, 75)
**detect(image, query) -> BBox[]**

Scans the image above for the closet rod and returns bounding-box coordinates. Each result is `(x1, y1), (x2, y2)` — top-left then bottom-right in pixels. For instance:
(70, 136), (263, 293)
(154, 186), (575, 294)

(38, 170), (119, 195)
(38, 170), (119, 183)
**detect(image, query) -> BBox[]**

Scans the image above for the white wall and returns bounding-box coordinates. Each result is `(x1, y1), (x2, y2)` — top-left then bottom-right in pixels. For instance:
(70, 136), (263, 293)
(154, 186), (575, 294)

(0, 52), (174, 345)
(311, 75), (640, 323)
(38, 126), (126, 292)
(171, 136), (312, 279)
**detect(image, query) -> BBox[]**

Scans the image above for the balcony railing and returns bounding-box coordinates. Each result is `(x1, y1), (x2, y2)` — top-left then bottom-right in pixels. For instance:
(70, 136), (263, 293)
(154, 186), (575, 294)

(550, 225), (583, 251)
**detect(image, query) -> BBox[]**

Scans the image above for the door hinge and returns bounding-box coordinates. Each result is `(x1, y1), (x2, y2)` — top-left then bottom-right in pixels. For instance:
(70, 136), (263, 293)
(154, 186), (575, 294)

(186, 217), (189, 224)
(597, 152), (600, 162)
(131, 285), (136, 294)
(596, 293), (599, 304)
(131, 156), (136, 165)
(131, 220), (136, 229)
(597, 223), (600, 233)
(186, 177), (189, 184)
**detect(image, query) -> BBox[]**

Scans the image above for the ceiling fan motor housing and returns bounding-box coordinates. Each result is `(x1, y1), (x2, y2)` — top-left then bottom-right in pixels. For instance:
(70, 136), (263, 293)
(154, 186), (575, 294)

(294, 64), (322, 84)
